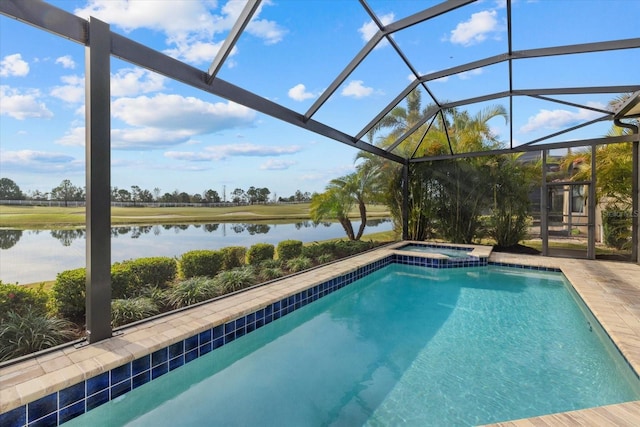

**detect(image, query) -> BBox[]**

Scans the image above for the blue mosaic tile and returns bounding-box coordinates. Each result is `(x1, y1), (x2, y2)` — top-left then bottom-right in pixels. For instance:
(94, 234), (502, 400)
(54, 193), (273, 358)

(110, 363), (131, 385)
(27, 392), (57, 422)
(59, 400), (84, 424)
(86, 389), (109, 411)
(28, 412), (56, 427)
(59, 381), (85, 408)
(0, 405), (26, 427)
(168, 341), (184, 359)
(111, 380), (131, 399)
(151, 348), (168, 367)
(132, 371), (150, 390)
(199, 328), (212, 344)
(169, 355), (184, 371)
(185, 335), (198, 352)
(132, 355), (150, 376)
(87, 372), (109, 396)
(185, 348), (199, 362)
(199, 341), (212, 355)
(224, 321), (235, 335)
(213, 325), (224, 340)
(235, 317), (246, 329)
(151, 363), (168, 379)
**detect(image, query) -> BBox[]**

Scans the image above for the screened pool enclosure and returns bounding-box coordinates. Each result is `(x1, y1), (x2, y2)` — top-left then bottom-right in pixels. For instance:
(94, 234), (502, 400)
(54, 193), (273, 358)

(1, 0), (639, 344)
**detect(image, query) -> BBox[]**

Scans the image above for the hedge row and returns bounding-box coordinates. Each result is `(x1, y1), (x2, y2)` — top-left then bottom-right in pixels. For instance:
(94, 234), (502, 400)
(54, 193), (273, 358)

(51, 239), (379, 323)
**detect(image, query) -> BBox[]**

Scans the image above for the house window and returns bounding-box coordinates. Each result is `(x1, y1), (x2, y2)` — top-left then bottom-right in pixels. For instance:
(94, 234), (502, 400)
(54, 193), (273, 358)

(571, 185), (585, 213)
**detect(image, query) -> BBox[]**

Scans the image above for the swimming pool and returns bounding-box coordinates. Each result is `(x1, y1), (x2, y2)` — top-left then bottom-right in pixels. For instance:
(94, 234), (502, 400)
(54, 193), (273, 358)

(397, 243), (473, 258)
(64, 263), (640, 426)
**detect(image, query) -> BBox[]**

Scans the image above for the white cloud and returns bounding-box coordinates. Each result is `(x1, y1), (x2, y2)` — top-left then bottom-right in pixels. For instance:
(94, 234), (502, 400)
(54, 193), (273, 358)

(288, 84), (316, 101)
(260, 159), (297, 170)
(112, 94), (256, 133)
(74, 0), (285, 65)
(341, 80), (373, 98)
(0, 86), (53, 120)
(0, 150), (80, 173)
(520, 103), (605, 133)
(50, 75), (84, 103)
(111, 68), (166, 97)
(359, 13), (394, 49)
(449, 10), (499, 46)
(0, 54), (29, 77)
(55, 55), (76, 69)
(458, 68), (484, 80)
(165, 143), (302, 161)
(56, 94), (259, 149)
(55, 126), (85, 147)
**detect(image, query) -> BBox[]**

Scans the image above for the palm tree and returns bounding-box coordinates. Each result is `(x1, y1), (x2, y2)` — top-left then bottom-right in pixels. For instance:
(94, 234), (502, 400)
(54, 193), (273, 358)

(309, 164), (379, 241)
(362, 87), (508, 241)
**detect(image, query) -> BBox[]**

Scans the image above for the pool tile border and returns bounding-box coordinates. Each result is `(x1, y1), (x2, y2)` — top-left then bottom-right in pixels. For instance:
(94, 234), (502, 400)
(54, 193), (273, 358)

(1, 249), (638, 427)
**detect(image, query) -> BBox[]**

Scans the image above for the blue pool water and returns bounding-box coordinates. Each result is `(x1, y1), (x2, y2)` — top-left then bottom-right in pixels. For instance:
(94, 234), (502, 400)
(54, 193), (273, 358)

(66, 264), (640, 426)
(399, 244), (472, 258)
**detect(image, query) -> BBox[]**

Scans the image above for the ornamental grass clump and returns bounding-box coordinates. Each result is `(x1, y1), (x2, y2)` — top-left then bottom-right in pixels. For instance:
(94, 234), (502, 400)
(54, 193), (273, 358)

(111, 297), (159, 327)
(215, 266), (256, 293)
(286, 256), (313, 273)
(0, 308), (77, 362)
(165, 277), (221, 309)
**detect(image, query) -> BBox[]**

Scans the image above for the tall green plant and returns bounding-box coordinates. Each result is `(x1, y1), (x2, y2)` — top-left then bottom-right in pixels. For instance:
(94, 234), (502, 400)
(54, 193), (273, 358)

(488, 154), (534, 247)
(0, 309), (77, 361)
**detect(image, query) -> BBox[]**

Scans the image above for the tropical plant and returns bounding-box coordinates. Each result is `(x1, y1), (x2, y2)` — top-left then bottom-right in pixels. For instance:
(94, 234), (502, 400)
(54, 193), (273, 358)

(111, 298), (159, 327)
(165, 277), (221, 309)
(286, 256), (313, 273)
(0, 309), (77, 361)
(488, 154), (534, 247)
(311, 162), (382, 242)
(215, 266), (257, 293)
(363, 88), (508, 241)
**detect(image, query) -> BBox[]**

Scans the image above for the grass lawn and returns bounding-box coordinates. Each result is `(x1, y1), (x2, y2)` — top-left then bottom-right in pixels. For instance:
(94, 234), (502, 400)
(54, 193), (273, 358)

(0, 203), (391, 229)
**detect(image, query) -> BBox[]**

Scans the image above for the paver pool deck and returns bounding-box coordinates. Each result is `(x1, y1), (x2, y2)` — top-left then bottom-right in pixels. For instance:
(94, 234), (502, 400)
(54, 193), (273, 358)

(2, 243), (640, 426)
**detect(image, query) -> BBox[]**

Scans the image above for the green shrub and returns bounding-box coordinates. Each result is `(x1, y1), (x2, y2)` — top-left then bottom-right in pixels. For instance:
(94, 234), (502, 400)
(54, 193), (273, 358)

(302, 241), (336, 260)
(0, 308), (77, 362)
(221, 246), (247, 270)
(215, 266), (256, 293)
(165, 277), (221, 309)
(246, 243), (275, 265)
(602, 210), (632, 250)
(316, 253), (335, 264)
(0, 281), (48, 322)
(111, 262), (135, 299)
(180, 250), (224, 278)
(52, 268), (86, 322)
(286, 256), (313, 273)
(276, 240), (303, 261)
(111, 297), (159, 327)
(128, 257), (177, 288)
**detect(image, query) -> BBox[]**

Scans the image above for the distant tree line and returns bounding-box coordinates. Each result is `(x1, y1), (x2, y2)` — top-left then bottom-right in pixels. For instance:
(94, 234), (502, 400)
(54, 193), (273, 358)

(0, 178), (313, 206)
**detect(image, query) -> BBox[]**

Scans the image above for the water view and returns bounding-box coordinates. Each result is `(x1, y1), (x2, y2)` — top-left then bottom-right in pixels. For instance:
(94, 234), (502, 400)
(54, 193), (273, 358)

(0, 219), (392, 284)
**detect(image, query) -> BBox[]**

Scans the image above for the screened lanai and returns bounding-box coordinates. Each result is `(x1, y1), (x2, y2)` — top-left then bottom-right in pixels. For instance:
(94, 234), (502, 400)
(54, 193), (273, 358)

(1, 0), (639, 346)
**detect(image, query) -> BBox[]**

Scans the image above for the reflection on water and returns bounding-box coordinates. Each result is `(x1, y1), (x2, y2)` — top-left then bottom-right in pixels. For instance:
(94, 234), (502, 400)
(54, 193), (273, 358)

(0, 219), (391, 284)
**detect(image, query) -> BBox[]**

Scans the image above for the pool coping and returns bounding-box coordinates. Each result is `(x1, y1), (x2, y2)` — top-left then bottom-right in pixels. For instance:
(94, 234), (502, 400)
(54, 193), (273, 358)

(2, 245), (640, 425)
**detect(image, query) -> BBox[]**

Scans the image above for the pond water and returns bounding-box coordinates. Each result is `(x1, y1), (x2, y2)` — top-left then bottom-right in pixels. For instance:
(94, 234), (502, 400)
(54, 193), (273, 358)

(0, 220), (392, 285)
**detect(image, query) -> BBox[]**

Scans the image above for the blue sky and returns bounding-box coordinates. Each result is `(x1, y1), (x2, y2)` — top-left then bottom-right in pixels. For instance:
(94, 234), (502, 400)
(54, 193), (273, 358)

(1, 0), (638, 199)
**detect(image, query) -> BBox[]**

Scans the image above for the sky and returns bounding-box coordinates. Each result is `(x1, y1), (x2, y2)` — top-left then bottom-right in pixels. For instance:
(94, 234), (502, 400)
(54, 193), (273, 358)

(1, 0), (638, 200)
